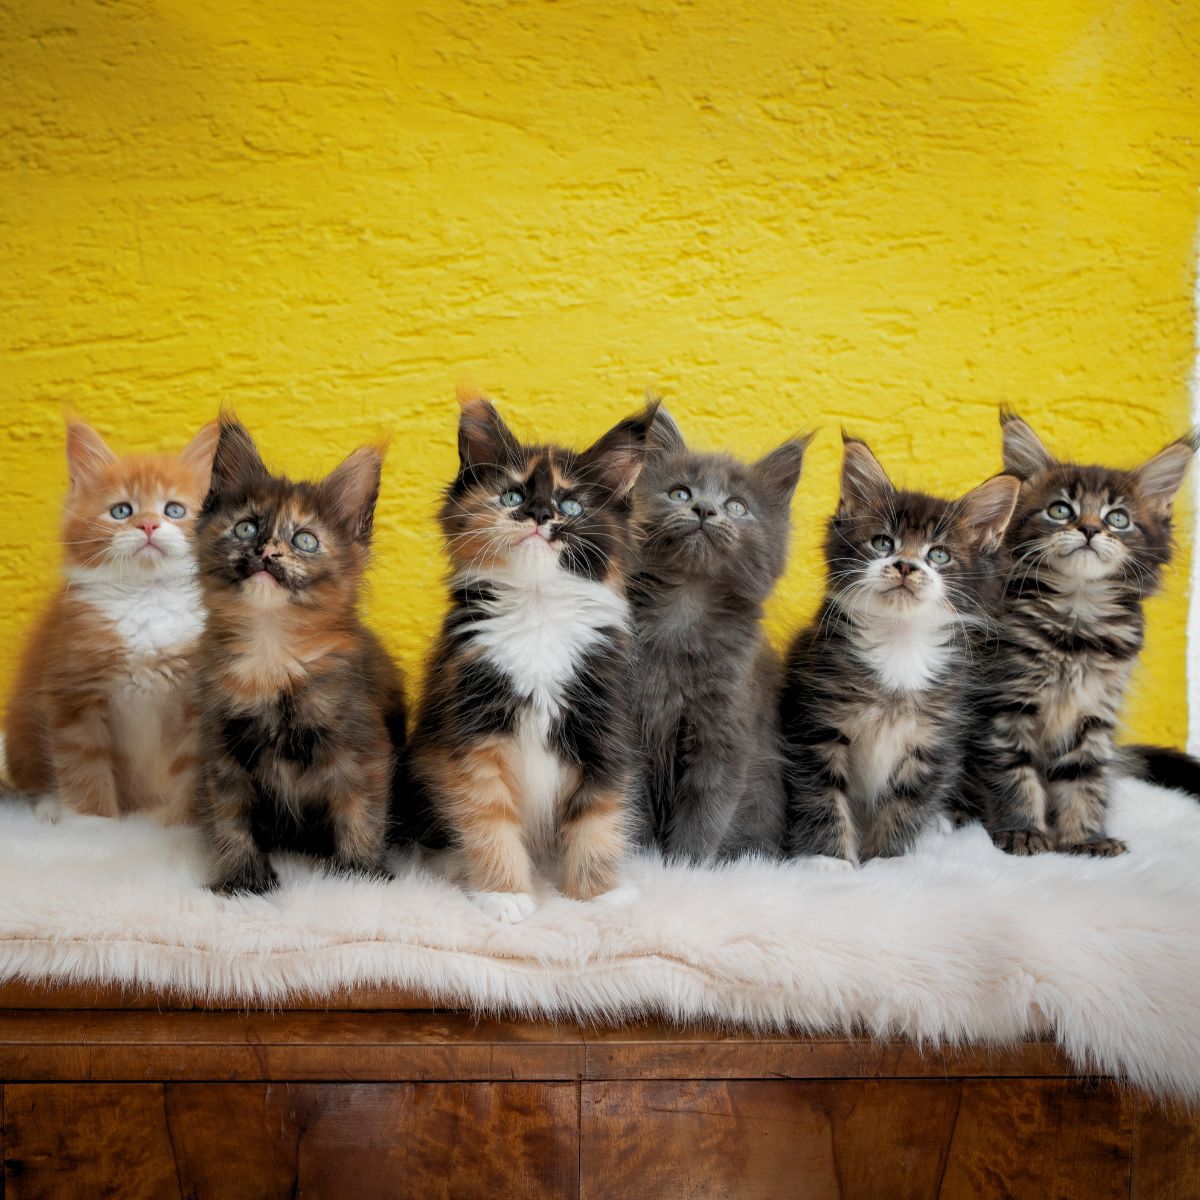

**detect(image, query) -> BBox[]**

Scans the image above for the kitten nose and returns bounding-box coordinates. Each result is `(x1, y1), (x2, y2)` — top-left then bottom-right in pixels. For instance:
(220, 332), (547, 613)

(895, 560), (920, 577)
(529, 504), (553, 526)
(1079, 522), (1103, 540)
(139, 521), (159, 537)
(262, 545), (283, 561)
(692, 503), (717, 522)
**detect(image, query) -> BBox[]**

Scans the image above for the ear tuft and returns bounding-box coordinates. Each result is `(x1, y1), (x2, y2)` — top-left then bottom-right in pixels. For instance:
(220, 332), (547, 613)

(456, 392), (521, 473)
(579, 402), (659, 496)
(205, 413), (270, 506)
(839, 433), (894, 513)
(645, 400), (687, 457)
(957, 473), (1020, 553)
(754, 432), (813, 504)
(65, 421), (120, 491)
(319, 445), (385, 543)
(1135, 435), (1196, 515)
(178, 421), (220, 478)
(999, 408), (1056, 479)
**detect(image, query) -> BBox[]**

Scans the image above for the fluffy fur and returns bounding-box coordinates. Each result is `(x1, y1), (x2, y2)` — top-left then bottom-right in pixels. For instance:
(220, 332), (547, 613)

(193, 416), (407, 894)
(1, 775), (1199, 1100)
(406, 393), (654, 923)
(962, 410), (1198, 855)
(630, 406), (808, 861)
(782, 436), (1019, 863)
(4, 420), (219, 823)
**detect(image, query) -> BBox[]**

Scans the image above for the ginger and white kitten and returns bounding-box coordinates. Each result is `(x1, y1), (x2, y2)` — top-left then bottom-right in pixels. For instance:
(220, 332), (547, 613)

(5, 419), (218, 823)
(407, 393), (654, 922)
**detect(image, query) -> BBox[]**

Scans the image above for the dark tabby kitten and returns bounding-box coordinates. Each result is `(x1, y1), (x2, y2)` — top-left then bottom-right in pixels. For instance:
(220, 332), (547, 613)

(962, 410), (1197, 856)
(630, 407), (809, 862)
(407, 393), (654, 923)
(194, 417), (407, 894)
(781, 435), (1019, 864)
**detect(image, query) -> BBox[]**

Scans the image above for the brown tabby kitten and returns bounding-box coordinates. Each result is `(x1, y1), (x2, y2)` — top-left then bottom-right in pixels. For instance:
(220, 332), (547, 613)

(407, 394), (653, 923)
(962, 411), (1197, 856)
(193, 417), (407, 894)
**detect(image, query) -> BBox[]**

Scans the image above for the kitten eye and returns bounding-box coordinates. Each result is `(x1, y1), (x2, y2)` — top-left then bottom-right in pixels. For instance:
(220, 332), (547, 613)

(233, 519), (258, 540)
(668, 487), (692, 502)
(499, 489), (524, 508)
(928, 546), (951, 566)
(1104, 508), (1130, 530)
(109, 502), (133, 520)
(559, 497), (584, 518)
(724, 498), (748, 517)
(870, 534), (894, 555)
(1047, 501), (1075, 521)
(164, 502), (186, 519)
(292, 530), (319, 552)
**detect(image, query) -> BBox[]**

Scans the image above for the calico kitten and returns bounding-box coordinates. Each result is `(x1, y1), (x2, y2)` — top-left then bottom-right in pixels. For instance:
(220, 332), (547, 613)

(5, 419), (218, 823)
(781, 435), (1019, 864)
(630, 407), (808, 862)
(962, 411), (1197, 856)
(193, 417), (407, 894)
(408, 393), (653, 923)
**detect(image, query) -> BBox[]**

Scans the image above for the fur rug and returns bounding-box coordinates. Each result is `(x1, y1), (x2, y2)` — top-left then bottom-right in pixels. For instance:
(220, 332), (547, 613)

(1, 778), (1199, 1100)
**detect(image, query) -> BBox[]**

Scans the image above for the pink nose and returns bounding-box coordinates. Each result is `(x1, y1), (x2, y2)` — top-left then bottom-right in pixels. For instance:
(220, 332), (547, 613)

(139, 521), (160, 537)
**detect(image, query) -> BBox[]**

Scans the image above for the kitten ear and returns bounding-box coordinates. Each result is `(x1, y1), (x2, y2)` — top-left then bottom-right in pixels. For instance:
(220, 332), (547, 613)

(318, 446), (384, 543)
(178, 421), (220, 477)
(999, 408), (1056, 479)
(839, 434), (894, 514)
(753, 433), (813, 505)
(578, 398), (661, 495)
(1133, 431), (1199, 516)
(957, 473), (1020, 553)
(65, 421), (119, 491)
(456, 389), (521, 473)
(645, 400), (686, 457)
(205, 415), (270, 503)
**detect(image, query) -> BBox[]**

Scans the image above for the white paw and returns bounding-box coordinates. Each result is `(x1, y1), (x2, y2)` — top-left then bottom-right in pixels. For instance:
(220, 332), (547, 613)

(804, 854), (856, 873)
(470, 891), (537, 924)
(594, 883), (641, 908)
(33, 795), (63, 825)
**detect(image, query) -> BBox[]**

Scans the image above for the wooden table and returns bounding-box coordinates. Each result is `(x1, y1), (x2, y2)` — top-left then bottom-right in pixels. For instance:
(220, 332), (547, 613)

(0, 982), (1195, 1198)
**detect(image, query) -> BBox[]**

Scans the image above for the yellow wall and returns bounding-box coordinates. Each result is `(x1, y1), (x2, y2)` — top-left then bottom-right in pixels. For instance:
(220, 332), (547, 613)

(1, 0), (1197, 743)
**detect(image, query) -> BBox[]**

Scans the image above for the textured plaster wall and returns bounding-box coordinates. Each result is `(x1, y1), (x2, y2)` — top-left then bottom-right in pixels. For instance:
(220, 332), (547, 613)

(1, 0), (1198, 743)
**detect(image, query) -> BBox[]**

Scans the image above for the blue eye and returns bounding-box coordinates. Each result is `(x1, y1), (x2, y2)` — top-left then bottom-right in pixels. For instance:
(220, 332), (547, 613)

(165, 502), (186, 519)
(559, 497), (584, 518)
(233, 519), (258, 540)
(499, 489), (524, 508)
(292, 530), (319, 552)
(870, 534), (894, 555)
(668, 487), (692, 502)
(724, 498), (748, 517)
(109, 502), (133, 520)
(1104, 508), (1130, 530)
(1047, 501), (1074, 521)
(928, 546), (951, 566)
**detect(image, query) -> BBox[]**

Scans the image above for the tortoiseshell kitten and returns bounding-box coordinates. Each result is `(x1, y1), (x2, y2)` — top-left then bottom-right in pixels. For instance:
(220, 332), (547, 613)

(781, 436), (1019, 865)
(193, 417), (407, 894)
(961, 411), (1197, 856)
(630, 407), (809, 862)
(407, 394), (654, 923)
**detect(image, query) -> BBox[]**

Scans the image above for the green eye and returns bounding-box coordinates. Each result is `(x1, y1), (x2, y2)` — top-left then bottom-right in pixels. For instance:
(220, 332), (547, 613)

(109, 502), (133, 520)
(233, 519), (258, 540)
(559, 497), (584, 518)
(165, 502), (186, 519)
(292, 530), (319, 552)
(668, 487), (692, 502)
(499, 489), (524, 508)
(1047, 501), (1074, 521)
(724, 498), (748, 517)
(870, 534), (894, 555)
(1104, 508), (1130, 530)
(928, 546), (951, 566)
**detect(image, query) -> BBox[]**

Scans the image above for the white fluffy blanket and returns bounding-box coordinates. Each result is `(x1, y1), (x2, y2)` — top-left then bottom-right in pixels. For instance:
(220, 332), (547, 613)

(1, 778), (1199, 1100)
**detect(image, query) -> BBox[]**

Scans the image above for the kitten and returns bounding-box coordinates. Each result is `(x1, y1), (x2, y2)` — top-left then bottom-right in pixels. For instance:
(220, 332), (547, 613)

(629, 407), (808, 862)
(781, 435), (1019, 864)
(961, 410), (1197, 856)
(4, 419), (218, 823)
(193, 416), (407, 894)
(407, 393), (653, 923)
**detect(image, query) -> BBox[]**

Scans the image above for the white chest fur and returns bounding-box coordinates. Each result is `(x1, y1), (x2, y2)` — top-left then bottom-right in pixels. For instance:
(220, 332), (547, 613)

(844, 703), (920, 804)
(74, 572), (205, 662)
(850, 611), (956, 694)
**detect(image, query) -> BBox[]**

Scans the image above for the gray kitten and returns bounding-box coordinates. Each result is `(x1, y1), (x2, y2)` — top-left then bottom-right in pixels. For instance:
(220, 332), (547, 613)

(629, 406), (809, 862)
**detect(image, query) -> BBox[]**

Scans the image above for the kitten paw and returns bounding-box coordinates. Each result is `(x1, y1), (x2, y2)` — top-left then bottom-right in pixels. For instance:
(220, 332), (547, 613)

(32, 795), (63, 825)
(470, 891), (537, 923)
(1062, 837), (1127, 858)
(993, 828), (1052, 857)
(594, 883), (641, 908)
(804, 854), (856, 873)
(214, 858), (279, 896)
